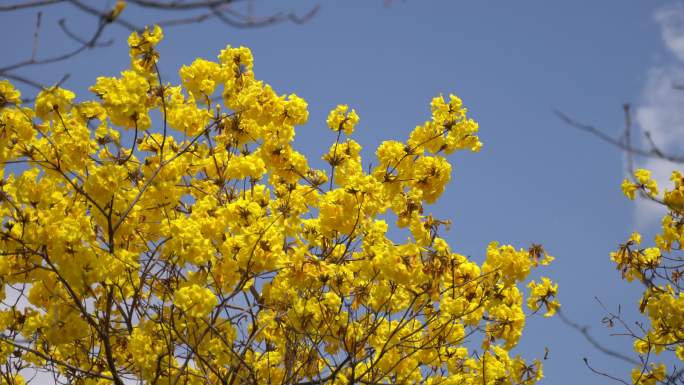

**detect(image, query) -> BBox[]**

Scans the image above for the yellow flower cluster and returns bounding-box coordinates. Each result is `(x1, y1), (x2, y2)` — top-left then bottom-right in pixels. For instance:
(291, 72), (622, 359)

(90, 70), (153, 128)
(527, 277), (560, 317)
(0, 80), (21, 106)
(34, 86), (75, 120)
(128, 25), (163, 73)
(327, 104), (359, 135)
(664, 170), (684, 211)
(180, 58), (222, 101)
(0, 25), (557, 385)
(173, 284), (218, 318)
(622, 168), (659, 200)
(632, 363), (667, 385)
(615, 167), (684, 383)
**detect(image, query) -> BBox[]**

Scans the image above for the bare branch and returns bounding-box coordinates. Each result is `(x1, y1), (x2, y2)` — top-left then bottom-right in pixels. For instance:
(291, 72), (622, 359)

(557, 308), (640, 366)
(1, 0), (319, 100)
(127, 0), (239, 10)
(31, 12), (42, 61)
(0, 0), (63, 12)
(2, 72), (46, 90)
(58, 18), (114, 47)
(583, 358), (631, 385)
(288, 4), (320, 24)
(554, 109), (684, 163)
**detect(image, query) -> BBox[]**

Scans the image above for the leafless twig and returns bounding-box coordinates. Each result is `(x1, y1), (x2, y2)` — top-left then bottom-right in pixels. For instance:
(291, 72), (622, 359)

(554, 109), (684, 163)
(557, 308), (640, 366)
(0, 0), (320, 97)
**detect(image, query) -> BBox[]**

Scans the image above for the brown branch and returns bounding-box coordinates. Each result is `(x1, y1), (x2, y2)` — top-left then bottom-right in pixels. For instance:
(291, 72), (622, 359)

(554, 109), (684, 163)
(1, 0), (317, 102)
(209, 4), (288, 29)
(0, 16), (109, 73)
(583, 358), (631, 385)
(0, 336), (115, 381)
(0, 0), (63, 11)
(1, 72), (46, 90)
(58, 18), (114, 47)
(157, 12), (213, 27)
(156, 3), (319, 27)
(127, 0), (239, 10)
(31, 12), (42, 61)
(557, 308), (640, 366)
(66, 0), (140, 31)
(288, 4), (320, 24)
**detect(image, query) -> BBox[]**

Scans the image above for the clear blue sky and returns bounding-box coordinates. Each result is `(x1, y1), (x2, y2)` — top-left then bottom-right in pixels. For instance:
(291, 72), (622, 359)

(2, 1), (680, 383)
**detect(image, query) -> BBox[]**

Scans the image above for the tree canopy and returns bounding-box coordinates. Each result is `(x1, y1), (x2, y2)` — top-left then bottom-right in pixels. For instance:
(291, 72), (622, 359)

(0, 25), (560, 385)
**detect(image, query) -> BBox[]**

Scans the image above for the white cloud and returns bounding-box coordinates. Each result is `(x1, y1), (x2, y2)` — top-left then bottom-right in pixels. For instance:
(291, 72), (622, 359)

(633, 3), (684, 227)
(654, 3), (684, 61)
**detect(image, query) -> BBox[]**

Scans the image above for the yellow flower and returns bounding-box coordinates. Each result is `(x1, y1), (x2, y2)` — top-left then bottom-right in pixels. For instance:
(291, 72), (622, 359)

(633, 168), (658, 197)
(621, 178), (638, 200)
(90, 70), (152, 128)
(284, 94), (309, 125)
(34, 87), (75, 120)
(174, 284), (217, 318)
(128, 25), (163, 73)
(631, 363), (666, 385)
(664, 170), (684, 210)
(226, 153), (266, 180)
(526, 277), (560, 317)
(327, 104), (359, 135)
(110, 0), (126, 20)
(0, 80), (21, 107)
(410, 155), (452, 203)
(634, 169), (652, 184)
(179, 58), (222, 100)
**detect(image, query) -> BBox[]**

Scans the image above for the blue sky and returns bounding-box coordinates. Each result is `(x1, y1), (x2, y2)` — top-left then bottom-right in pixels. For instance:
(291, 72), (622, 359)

(2, 1), (683, 384)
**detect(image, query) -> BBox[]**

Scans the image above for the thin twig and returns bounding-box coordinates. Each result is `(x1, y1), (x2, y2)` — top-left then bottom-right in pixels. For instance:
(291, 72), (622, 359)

(31, 12), (42, 61)
(583, 358), (631, 385)
(58, 18), (114, 47)
(0, 0), (63, 11)
(557, 308), (640, 366)
(554, 109), (684, 163)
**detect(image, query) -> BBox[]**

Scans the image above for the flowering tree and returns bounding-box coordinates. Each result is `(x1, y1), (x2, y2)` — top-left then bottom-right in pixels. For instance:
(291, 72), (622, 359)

(610, 167), (684, 385)
(0, 26), (558, 385)
(558, 108), (683, 385)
